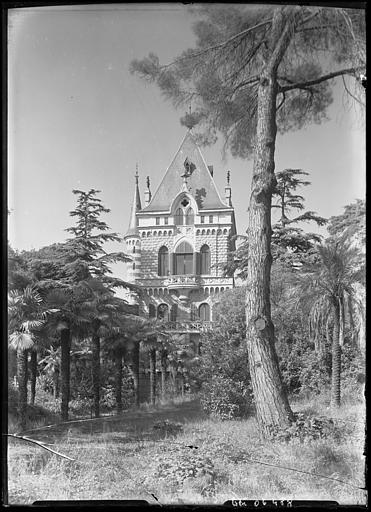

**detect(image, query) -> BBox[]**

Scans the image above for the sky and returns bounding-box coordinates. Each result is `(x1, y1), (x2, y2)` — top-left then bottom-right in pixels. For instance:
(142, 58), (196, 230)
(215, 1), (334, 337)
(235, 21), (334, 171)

(8, 3), (366, 280)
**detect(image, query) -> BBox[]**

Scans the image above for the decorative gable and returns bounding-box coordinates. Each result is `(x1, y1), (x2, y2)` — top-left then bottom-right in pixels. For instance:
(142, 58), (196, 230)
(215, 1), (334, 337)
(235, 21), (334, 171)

(142, 131), (229, 212)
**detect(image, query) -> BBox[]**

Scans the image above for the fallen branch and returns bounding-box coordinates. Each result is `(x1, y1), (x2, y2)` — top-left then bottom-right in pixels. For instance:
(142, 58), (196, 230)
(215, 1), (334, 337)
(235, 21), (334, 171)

(6, 434), (75, 461)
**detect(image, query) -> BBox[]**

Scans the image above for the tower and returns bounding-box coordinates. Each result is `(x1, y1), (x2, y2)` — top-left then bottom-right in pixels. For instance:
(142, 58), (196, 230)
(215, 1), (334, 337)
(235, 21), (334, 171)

(125, 130), (237, 353)
(124, 167), (142, 283)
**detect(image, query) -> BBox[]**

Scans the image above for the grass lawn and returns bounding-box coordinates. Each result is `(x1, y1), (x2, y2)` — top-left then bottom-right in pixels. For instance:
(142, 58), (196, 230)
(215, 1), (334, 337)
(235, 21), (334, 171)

(6, 397), (366, 505)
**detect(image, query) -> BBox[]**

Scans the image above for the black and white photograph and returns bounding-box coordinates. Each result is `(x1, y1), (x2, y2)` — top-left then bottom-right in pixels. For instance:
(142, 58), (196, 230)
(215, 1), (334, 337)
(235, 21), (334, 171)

(6, 2), (366, 506)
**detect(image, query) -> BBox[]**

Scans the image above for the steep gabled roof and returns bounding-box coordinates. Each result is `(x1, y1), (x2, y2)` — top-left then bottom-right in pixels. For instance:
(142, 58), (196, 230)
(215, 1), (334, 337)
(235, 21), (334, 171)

(142, 131), (228, 212)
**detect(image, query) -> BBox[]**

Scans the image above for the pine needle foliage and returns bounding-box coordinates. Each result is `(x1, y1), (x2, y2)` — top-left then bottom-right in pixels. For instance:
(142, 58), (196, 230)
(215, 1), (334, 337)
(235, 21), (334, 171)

(64, 189), (132, 288)
(131, 5), (365, 158)
(228, 169), (327, 277)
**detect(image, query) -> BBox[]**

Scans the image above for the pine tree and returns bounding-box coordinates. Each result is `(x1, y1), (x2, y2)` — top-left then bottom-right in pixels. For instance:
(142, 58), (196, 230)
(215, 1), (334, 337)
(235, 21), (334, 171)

(227, 168), (327, 278)
(131, 5), (365, 432)
(64, 189), (133, 418)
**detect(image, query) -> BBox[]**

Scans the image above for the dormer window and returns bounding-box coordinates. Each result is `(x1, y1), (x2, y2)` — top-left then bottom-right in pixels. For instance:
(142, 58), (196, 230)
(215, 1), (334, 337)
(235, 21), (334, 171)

(174, 198), (194, 226)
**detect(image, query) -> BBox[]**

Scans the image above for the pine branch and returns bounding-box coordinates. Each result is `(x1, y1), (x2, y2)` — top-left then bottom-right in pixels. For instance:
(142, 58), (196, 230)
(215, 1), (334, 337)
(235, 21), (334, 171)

(280, 66), (365, 92)
(161, 18), (273, 69)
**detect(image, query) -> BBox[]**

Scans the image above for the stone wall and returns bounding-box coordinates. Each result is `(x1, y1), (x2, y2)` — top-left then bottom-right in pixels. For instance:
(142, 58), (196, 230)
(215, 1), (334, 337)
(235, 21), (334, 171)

(137, 229), (232, 278)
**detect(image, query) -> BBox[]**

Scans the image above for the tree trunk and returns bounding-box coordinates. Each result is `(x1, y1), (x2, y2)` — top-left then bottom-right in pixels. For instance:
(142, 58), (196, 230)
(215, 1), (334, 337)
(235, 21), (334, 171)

(149, 348), (156, 405)
(325, 318), (332, 355)
(339, 296), (345, 347)
(53, 368), (60, 399)
(17, 349), (28, 431)
(92, 329), (101, 418)
(245, 9), (296, 435)
(180, 373), (185, 396)
(331, 304), (341, 408)
(29, 350), (37, 405)
(8, 349), (18, 382)
(131, 341), (140, 407)
(115, 349), (123, 415)
(169, 360), (177, 396)
(160, 348), (167, 400)
(60, 328), (71, 422)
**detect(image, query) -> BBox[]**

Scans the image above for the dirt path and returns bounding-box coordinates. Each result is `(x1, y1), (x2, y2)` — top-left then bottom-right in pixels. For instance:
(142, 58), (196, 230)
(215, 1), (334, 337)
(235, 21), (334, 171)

(19, 399), (206, 443)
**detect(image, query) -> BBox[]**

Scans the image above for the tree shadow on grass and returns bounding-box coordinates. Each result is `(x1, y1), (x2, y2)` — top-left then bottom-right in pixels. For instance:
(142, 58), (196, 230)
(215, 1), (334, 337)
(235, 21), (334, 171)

(18, 399), (206, 445)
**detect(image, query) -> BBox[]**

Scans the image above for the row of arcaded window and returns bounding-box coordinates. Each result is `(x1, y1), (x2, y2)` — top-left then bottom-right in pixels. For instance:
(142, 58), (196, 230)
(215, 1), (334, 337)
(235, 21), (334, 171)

(158, 244), (211, 276)
(148, 302), (210, 321)
(175, 207), (194, 226)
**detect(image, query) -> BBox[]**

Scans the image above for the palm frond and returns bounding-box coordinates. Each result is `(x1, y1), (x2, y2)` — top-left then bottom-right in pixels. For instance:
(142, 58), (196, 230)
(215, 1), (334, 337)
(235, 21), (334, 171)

(9, 331), (34, 351)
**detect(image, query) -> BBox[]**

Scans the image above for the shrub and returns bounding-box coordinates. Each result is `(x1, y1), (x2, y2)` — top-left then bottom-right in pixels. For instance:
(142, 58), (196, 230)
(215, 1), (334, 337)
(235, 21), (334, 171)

(298, 348), (332, 396)
(341, 345), (365, 402)
(200, 377), (251, 420)
(152, 446), (217, 495)
(69, 395), (93, 417)
(8, 381), (59, 431)
(270, 412), (344, 443)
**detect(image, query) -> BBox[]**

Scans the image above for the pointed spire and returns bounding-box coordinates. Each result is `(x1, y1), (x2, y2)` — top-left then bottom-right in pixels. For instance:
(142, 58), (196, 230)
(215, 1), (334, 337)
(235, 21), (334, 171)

(225, 170), (232, 207)
(125, 167), (142, 238)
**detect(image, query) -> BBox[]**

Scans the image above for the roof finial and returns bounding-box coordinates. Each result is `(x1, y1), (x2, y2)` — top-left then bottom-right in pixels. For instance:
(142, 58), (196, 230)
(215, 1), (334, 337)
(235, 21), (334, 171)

(225, 170), (232, 207)
(135, 163), (139, 183)
(180, 170), (189, 191)
(181, 99), (198, 130)
(144, 176), (152, 206)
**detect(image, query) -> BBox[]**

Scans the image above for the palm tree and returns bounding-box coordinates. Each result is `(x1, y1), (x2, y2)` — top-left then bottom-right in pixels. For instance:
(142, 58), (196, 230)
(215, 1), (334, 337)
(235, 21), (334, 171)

(45, 287), (91, 421)
(79, 279), (143, 418)
(29, 349), (38, 405)
(296, 241), (365, 407)
(8, 286), (55, 430)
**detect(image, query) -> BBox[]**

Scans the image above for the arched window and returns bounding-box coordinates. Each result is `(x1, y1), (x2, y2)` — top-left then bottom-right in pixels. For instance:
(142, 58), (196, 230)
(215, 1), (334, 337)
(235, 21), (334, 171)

(185, 207), (194, 225)
(148, 304), (156, 318)
(175, 208), (183, 225)
(199, 303), (210, 321)
(200, 245), (211, 274)
(157, 303), (169, 320)
(175, 241), (193, 275)
(158, 246), (169, 276)
(170, 304), (178, 322)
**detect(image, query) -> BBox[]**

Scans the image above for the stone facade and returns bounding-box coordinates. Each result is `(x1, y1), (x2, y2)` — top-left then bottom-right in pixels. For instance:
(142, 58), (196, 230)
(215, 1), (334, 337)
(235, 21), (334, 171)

(123, 130), (236, 349)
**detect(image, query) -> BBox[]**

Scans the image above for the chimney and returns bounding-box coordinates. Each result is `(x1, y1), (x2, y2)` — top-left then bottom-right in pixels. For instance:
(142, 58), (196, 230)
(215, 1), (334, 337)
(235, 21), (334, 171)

(208, 165), (214, 177)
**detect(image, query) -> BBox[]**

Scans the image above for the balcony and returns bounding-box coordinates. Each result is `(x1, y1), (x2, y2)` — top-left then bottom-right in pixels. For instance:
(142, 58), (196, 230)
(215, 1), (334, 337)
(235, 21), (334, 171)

(164, 275), (201, 290)
(162, 320), (214, 333)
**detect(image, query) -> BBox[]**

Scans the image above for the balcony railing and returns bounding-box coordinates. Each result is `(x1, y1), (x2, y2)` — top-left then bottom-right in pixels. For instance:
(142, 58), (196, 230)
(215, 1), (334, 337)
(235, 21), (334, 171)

(164, 275), (201, 289)
(162, 320), (214, 333)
